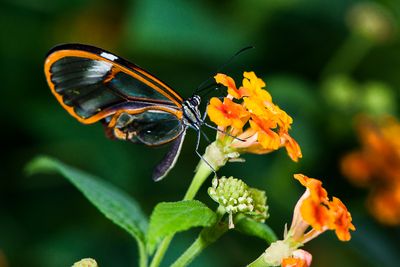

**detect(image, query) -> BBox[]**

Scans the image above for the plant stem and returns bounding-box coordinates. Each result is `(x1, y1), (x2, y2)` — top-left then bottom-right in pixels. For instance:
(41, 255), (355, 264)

(149, 235), (173, 267)
(247, 253), (269, 267)
(184, 160), (214, 200)
(171, 210), (228, 267)
(149, 159), (213, 267)
(138, 241), (148, 267)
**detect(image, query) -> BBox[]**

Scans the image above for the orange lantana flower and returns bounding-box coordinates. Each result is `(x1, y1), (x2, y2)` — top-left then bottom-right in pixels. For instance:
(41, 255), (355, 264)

(207, 97), (249, 130)
(341, 116), (400, 225)
(289, 174), (355, 244)
(256, 174), (353, 267)
(207, 71), (302, 162)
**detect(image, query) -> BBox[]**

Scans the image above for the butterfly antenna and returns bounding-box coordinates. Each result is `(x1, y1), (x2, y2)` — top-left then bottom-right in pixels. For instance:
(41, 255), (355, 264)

(198, 84), (224, 98)
(194, 45), (255, 94)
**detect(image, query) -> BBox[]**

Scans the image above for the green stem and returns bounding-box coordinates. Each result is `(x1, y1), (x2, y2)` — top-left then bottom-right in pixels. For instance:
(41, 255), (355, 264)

(247, 253), (269, 267)
(138, 241), (148, 267)
(149, 235), (173, 267)
(171, 208), (228, 267)
(321, 33), (374, 78)
(184, 160), (214, 200)
(149, 159), (214, 267)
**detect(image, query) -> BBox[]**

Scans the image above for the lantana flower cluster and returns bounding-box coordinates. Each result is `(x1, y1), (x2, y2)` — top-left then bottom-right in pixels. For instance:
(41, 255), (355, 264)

(207, 72), (302, 162)
(341, 116), (400, 225)
(204, 71), (355, 267)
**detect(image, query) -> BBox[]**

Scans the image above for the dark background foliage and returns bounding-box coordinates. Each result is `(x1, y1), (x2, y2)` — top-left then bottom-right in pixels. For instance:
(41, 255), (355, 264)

(1, 0), (399, 266)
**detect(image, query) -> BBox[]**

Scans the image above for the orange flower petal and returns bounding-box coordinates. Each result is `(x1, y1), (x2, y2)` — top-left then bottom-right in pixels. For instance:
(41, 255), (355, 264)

(215, 73), (236, 89)
(294, 174), (331, 231)
(281, 257), (308, 267)
(329, 197), (355, 241)
(294, 174), (328, 201)
(243, 71), (266, 89)
(207, 97), (249, 130)
(282, 133), (302, 162)
(250, 116), (281, 149)
(300, 197), (331, 231)
(207, 98), (232, 127)
(214, 73), (248, 99)
(258, 130), (280, 150)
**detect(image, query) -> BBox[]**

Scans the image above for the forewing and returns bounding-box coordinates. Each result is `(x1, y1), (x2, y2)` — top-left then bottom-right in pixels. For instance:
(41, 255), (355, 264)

(44, 44), (183, 124)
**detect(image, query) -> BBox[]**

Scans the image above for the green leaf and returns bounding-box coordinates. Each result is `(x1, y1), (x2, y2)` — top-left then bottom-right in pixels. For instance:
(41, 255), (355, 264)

(235, 215), (277, 244)
(147, 200), (217, 254)
(26, 156), (148, 246)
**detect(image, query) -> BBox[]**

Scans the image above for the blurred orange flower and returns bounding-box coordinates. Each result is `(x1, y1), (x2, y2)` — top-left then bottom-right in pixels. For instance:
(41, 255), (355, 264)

(207, 71), (302, 162)
(341, 116), (400, 225)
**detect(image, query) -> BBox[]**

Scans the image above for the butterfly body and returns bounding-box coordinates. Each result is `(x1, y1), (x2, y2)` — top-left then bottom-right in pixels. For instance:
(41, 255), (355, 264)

(44, 43), (203, 180)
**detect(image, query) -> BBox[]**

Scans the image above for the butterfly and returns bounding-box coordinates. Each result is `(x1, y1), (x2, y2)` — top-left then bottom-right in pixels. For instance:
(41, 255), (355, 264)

(44, 43), (208, 181)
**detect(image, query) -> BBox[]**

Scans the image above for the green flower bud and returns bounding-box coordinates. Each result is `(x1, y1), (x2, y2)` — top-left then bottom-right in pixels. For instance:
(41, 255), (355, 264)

(203, 141), (241, 170)
(248, 187), (269, 222)
(208, 176), (268, 228)
(72, 258), (98, 267)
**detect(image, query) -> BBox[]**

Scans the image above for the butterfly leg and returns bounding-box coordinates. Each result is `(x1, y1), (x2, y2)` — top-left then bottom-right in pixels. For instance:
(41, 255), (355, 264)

(195, 129), (216, 176)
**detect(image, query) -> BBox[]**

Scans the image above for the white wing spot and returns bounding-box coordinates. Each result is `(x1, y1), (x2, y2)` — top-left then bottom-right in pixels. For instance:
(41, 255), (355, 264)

(101, 52), (118, 61)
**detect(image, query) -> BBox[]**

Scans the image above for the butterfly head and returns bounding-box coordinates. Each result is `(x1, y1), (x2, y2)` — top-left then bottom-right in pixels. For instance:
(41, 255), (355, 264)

(182, 95), (202, 130)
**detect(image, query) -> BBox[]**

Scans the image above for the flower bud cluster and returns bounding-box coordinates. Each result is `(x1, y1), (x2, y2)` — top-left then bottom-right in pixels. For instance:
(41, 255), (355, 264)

(208, 176), (268, 228)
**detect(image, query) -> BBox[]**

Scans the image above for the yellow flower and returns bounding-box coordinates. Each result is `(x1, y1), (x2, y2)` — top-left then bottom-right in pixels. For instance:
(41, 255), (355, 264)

(207, 71), (302, 162)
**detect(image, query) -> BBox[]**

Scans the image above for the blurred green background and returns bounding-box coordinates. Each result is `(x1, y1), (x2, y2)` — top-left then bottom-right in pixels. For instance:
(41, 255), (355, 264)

(1, 0), (400, 266)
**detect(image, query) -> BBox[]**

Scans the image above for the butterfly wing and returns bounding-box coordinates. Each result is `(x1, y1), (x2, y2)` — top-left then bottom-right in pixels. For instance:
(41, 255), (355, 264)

(44, 43), (183, 124)
(152, 130), (186, 181)
(44, 44), (189, 180)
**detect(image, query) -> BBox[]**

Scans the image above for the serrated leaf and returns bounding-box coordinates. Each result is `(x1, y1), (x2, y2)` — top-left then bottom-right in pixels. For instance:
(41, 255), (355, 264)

(147, 200), (217, 254)
(26, 156), (148, 246)
(235, 215), (277, 244)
